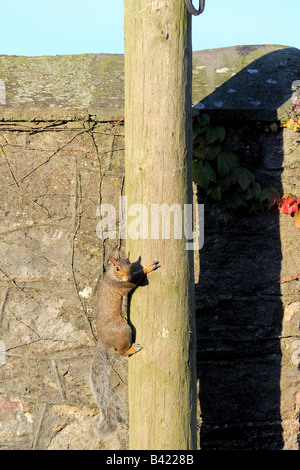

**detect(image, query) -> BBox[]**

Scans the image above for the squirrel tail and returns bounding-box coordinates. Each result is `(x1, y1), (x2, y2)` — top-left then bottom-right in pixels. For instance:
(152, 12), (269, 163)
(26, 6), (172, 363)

(90, 341), (127, 439)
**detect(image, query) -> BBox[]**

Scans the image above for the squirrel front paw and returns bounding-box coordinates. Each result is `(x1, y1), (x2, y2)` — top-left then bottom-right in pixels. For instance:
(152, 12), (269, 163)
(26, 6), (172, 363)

(144, 260), (160, 274)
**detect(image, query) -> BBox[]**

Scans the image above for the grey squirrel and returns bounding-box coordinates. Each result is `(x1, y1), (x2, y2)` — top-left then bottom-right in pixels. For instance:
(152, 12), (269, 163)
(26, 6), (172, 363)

(90, 253), (160, 438)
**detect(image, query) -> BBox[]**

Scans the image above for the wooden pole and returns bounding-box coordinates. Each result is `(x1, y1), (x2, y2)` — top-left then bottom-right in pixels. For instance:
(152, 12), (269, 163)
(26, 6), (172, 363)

(124, 0), (197, 450)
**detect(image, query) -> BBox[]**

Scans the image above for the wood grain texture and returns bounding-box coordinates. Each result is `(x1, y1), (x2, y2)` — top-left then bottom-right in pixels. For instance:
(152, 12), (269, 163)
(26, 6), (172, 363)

(124, 0), (197, 450)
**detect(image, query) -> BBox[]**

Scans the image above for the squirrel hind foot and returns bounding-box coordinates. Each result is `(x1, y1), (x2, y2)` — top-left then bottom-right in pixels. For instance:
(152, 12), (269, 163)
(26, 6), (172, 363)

(118, 343), (143, 356)
(128, 343), (143, 355)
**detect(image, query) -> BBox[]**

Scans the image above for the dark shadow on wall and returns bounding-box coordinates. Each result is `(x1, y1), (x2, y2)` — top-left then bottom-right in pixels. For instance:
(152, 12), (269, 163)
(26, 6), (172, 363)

(194, 47), (299, 450)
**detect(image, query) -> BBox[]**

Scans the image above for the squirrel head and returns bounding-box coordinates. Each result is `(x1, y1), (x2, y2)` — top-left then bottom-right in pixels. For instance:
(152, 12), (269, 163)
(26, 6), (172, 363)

(109, 254), (133, 282)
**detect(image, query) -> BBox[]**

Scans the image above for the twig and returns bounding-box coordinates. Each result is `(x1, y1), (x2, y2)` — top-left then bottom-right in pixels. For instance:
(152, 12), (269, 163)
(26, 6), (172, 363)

(247, 166), (282, 183)
(71, 166), (97, 342)
(0, 288), (9, 327)
(277, 272), (300, 284)
(4, 152), (19, 186)
(0, 266), (40, 303)
(0, 123), (124, 136)
(88, 122), (103, 207)
(31, 403), (48, 450)
(18, 129), (88, 184)
(51, 360), (67, 400)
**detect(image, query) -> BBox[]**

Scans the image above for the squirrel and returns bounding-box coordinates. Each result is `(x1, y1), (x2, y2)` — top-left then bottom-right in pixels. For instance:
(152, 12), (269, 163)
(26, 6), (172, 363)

(90, 252), (160, 439)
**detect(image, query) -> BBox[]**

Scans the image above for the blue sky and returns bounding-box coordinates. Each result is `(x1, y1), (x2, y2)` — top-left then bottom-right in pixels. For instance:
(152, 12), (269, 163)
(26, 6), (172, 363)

(0, 0), (298, 56)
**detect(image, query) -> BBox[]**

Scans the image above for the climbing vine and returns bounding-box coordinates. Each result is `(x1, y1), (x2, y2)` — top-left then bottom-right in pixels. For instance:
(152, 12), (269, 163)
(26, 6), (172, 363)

(281, 80), (300, 132)
(192, 113), (280, 214)
(279, 81), (300, 227)
(193, 110), (300, 228)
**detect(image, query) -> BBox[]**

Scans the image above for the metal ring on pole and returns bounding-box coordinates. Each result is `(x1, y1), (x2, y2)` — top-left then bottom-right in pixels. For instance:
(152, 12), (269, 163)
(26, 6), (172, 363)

(184, 0), (205, 16)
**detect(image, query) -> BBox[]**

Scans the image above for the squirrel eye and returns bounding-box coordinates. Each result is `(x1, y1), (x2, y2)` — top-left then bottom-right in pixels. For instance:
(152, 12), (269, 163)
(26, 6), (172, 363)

(116, 267), (120, 272)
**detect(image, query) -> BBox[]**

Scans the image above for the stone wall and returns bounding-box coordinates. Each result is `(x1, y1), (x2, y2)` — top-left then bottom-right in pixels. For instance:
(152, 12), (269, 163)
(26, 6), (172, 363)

(193, 45), (300, 450)
(0, 119), (127, 450)
(196, 121), (300, 450)
(0, 45), (299, 450)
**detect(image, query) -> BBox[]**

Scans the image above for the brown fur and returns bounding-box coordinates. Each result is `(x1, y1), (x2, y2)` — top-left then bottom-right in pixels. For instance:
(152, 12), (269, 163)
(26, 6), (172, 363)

(90, 254), (159, 438)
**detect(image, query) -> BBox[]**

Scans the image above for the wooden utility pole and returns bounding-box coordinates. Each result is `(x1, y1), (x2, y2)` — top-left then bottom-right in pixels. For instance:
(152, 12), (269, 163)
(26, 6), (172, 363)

(124, 0), (197, 450)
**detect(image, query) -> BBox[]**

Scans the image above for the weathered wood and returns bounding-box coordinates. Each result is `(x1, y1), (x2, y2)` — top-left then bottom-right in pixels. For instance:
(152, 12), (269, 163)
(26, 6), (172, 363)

(124, 0), (197, 450)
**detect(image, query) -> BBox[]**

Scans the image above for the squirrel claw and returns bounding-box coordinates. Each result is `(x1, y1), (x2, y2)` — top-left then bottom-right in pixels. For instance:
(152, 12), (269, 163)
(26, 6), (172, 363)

(147, 261), (160, 273)
(133, 343), (143, 353)
(126, 343), (143, 356)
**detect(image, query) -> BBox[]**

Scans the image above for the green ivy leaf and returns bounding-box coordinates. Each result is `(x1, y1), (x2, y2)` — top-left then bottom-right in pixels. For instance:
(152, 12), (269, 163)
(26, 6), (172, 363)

(220, 176), (231, 192)
(193, 139), (222, 160)
(192, 160), (217, 189)
(249, 200), (266, 214)
(192, 126), (200, 141)
(253, 182), (262, 201)
(244, 185), (255, 201)
(215, 126), (226, 143)
(223, 191), (247, 209)
(206, 125), (226, 145)
(207, 183), (221, 201)
(193, 135), (208, 149)
(194, 146), (207, 158)
(204, 143), (222, 160)
(193, 114), (210, 140)
(217, 151), (239, 178)
(198, 113), (210, 127)
(259, 186), (281, 208)
(229, 167), (255, 191)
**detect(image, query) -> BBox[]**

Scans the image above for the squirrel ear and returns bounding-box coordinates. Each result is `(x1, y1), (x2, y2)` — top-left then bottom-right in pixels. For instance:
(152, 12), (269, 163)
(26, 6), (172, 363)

(126, 252), (130, 260)
(109, 256), (117, 265)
